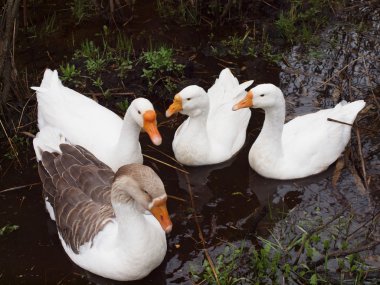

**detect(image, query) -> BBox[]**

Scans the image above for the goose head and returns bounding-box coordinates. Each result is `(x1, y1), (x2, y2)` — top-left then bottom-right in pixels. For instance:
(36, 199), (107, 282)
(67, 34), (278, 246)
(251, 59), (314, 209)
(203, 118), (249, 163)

(113, 164), (173, 233)
(166, 85), (208, 117)
(232, 84), (284, 110)
(128, 98), (162, 145)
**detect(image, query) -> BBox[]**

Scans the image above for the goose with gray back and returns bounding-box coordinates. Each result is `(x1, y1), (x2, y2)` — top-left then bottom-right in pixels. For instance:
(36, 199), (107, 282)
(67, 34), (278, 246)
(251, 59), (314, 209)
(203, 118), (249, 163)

(38, 144), (172, 281)
(165, 68), (253, 166)
(233, 84), (365, 179)
(32, 69), (162, 172)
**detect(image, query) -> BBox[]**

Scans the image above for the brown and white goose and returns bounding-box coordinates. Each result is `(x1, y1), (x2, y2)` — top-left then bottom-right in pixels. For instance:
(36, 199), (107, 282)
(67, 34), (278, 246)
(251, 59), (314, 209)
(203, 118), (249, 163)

(38, 144), (172, 281)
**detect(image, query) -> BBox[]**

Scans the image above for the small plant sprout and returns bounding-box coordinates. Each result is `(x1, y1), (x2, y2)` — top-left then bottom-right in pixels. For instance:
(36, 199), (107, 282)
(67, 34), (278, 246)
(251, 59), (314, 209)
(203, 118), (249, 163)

(86, 56), (106, 75)
(0, 224), (19, 236)
(70, 0), (95, 24)
(116, 99), (129, 113)
(59, 63), (80, 83)
(141, 46), (184, 90)
(40, 12), (58, 36)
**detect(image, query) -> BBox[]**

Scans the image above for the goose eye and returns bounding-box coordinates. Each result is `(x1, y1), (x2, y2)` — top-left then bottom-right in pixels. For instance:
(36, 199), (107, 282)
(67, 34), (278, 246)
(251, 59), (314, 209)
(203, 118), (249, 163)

(260, 94), (265, 97)
(138, 110), (141, 114)
(142, 189), (152, 198)
(187, 98), (191, 101)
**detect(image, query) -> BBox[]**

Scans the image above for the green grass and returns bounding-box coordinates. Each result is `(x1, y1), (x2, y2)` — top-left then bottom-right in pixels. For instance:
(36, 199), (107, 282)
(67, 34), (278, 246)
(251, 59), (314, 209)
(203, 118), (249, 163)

(192, 212), (377, 284)
(156, 0), (247, 25)
(40, 13), (58, 36)
(141, 46), (184, 90)
(275, 0), (329, 45)
(0, 224), (19, 236)
(220, 32), (250, 58)
(156, 0), (200, 25)
(74, 40), (100, 59)
(191, 245), (248, 285)
(86, 56), (106, 75)
(59, 63), (80, 83)
(70, 0), (95, 24)
(116, 33), (133, 54)
(4, 135), (29, 161)
(116, 99), (129, 113)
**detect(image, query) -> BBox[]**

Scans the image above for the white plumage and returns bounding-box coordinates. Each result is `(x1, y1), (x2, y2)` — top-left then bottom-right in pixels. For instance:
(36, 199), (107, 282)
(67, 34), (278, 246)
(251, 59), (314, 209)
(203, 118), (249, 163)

(32, 69), (162, 171)
(233, 83), (365, 179)
(166, 68), (253, 166)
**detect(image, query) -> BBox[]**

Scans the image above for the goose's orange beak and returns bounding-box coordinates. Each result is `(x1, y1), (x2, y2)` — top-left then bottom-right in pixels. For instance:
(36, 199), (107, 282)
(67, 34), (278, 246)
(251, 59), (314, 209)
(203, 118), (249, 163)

(232, 90), (254, 111)
(150, 198), (172, 233)
(166, 94), (183, 117)
(143, 110), (162, 145)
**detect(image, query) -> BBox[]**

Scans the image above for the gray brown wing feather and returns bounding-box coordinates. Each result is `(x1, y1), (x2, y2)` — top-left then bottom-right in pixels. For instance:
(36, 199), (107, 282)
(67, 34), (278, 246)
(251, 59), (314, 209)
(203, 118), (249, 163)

(76, 166), (113, 204)
(54, 186), (114, 253)
(60, 144), (110, 170)
(39, 144), (115, 254)
(38, 161), (56, 205)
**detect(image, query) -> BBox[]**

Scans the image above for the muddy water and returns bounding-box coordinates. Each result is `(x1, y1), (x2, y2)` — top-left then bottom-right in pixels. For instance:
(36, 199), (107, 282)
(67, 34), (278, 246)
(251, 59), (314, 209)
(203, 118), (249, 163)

(1, 1), (380, 284)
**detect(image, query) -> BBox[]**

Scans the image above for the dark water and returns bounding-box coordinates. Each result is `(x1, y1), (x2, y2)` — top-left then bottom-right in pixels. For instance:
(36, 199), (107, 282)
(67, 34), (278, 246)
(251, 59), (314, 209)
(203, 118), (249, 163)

(0, 113), (328, 285)
(1, 1), (379, 284)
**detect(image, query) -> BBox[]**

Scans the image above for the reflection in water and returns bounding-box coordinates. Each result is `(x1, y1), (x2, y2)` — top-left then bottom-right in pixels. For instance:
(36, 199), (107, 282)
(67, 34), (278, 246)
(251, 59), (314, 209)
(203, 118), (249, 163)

(176, 158), (237, 212)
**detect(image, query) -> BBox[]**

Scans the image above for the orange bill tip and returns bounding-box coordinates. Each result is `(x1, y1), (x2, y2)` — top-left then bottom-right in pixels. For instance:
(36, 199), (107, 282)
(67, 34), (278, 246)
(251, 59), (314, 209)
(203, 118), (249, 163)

(232, 90), (254, 111)
(166, 94), (183, 118)
(143, 110), (162, 145)
(150, 200), (173, 233)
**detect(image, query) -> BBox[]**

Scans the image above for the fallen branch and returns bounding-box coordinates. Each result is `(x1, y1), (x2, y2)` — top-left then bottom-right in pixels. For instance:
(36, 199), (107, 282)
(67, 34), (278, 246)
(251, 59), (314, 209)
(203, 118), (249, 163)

(310, 240), (380, 268)
(293, 208), (347, 265)
(0, 182), (40, 193)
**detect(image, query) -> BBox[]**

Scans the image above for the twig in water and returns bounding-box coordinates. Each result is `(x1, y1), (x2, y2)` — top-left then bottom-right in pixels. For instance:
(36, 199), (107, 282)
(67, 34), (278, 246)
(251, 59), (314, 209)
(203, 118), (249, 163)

(362, 57), (380, 110)
(147, 144), (184, 167)
(184, 174), (221, 285)
(167, 194), (187, 203)
(0, 118), (22, 167)
(318, 56), (363, 88)
(83, 92), (135, 97)
(327, 117), (377, 133)
(143, 154), (189, 174)
(347, 210), (380, 240)
(0, 182), (40, 193)
(20, 131), (35, 138)
(310, 240), (380, 268)
(292, 207), (347, 265)
(355, 128), (368, 190)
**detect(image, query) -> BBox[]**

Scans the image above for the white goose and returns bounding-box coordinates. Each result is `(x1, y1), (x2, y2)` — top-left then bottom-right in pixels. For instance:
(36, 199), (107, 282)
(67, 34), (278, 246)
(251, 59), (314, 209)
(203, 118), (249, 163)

(233, 84), (366, 179)
(38, 143), (172, 281)
(32, 69), (162, 172)
(165, 68), (253, 166)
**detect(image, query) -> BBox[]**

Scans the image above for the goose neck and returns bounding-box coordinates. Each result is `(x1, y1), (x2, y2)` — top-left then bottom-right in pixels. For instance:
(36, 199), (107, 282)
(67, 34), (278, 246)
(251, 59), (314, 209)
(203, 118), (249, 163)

(111, 182), (147, 237)
(117, 111), (141, 146)
(255, 104), (285, 155)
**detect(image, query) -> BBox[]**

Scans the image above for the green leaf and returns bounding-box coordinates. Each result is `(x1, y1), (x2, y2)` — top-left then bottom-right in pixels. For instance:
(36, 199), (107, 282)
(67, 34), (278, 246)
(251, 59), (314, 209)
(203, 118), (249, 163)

(0, 224), (19, 236)
(310, 273), (318, 285)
